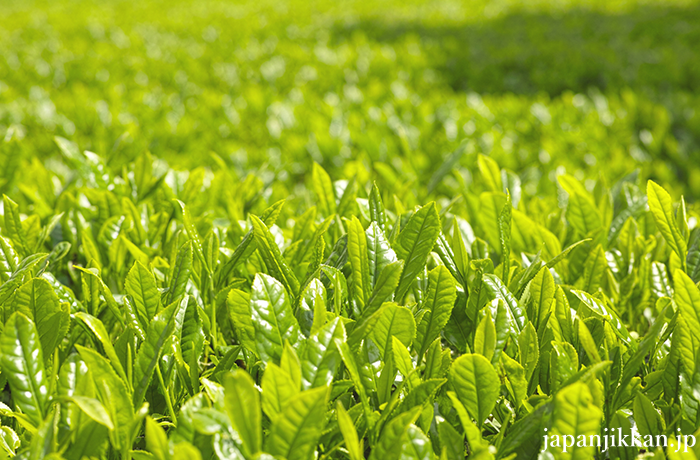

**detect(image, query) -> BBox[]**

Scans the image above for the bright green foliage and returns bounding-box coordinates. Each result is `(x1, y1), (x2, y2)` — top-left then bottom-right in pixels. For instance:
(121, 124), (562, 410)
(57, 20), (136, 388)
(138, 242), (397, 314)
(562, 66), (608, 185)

(1, 0), (700, 458)
(0, 146), (695, 460)
(549, 383), (603, 460)
(0, 313), (49, 428)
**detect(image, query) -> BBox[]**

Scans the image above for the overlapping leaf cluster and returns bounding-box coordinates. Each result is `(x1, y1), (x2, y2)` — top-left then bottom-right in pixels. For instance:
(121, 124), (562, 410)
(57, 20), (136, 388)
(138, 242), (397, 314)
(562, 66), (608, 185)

(0, 143), (698, 460)
(2, 0), (700, 200)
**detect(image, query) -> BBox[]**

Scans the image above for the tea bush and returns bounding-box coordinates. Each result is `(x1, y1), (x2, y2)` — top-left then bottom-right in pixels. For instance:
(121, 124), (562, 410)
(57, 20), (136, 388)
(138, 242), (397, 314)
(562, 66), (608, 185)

(0, 0), (699, 459)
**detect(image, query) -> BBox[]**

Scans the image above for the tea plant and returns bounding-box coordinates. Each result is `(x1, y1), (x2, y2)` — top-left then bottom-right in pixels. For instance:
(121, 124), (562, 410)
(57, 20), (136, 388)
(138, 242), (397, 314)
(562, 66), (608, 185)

(2, 0), (700, 199)
(0, 145), (698, 460)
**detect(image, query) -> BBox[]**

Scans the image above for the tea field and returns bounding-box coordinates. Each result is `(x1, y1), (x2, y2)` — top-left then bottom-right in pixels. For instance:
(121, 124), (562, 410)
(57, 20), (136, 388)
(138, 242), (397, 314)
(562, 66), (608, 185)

(0, 0), (699, 459)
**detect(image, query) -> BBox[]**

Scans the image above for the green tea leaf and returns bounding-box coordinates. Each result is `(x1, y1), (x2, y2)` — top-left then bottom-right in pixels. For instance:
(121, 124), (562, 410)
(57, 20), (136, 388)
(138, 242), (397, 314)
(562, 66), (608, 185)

(482, 273), (526, 335)
(336, 401), (363, 460)
(69, 396), (114, 431)
(165, 241), (192, 306)
(180, 301), (205, 391)
(414, 266), (456, 359)
(370, 303), (415, 360)
(133, 297), (187, 406)
(266, 386), (328, 460)
(449, 354), (499, 427)
(559, 175), (602, 237)
(12, 277), (69, 362)
(518, 321), (540, 381)
(224, 369), (261, 457)
(145, 416), (169, 460)
(250, 273), (301, 365)
(369, 183), (387, 233)
(336, 338), (373, 417)
(474, 310), (496, 361)
(675, 269), (700, 334)
(348, 216), (371, 312)
(262, 362), (300, 421)
(251, 215), (300, 298)
(576, 244), (606, 293)
(633, 392), (663, 439)
(399, 425), (433, 460)
(74, 312), (128, 385)
(498, 192), (512, 285)
(76, 345), (134, 451)
(0, 235), (19, 282)
(398, 378), (446, 412)
(216, 200), (286, 288)
(2, 195), (29, 257)
(363, 260), (404, 320)
(226, 289), (256, 354)
(301, 317), (345, 389)
(549, 382), (602, 460)
(176, 200), (209, 274)
(647, 180), (687, 270)
(366, 221), (397, 287)
(571, 290), (629, 343)
(0, 313), (48, 427)
(311, 163), (336, 217)
(125, 261), (160, 328)
(369, 407), (421, 460)
(477, 154), (502, 193)
(531, 266), (555, 332)
(437, 418), (464, 460)
(612, 304), (669, 410)
(501, 352), (527, 409)
(576, 319), (601, 364)
(394, 203), (441, 302)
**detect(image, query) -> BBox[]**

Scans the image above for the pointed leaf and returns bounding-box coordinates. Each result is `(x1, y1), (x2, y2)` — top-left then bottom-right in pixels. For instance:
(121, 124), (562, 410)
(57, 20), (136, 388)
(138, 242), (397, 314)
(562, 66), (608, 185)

(165, 241), (192, 305)
(675, 270), (700, 334)
(414, 266), (457, 359)
(369, 407), (421, 460)
(474, 310), (496, 361)
(226, 289), (256, 354)
(12, 277), (68, 361)
(250, 273), (301, 365)
(483, 273), (526, 335)
(76, 345), (134, 451)
(311, 163), (336, 217)
(549, 382), (602, 460)
(399, 425), (433, 460)
(394, 203), (441, 302)
(498, 193), (512, 285)
(531, 266), (555, 332)
(0, 235), (19, 281)
(370, 303), (415, 360)
(2, 195), (29, 257)
(301, 318), (345, 389)
(0, 313), (48, 427)
(366, 222), (397, 287)
(363, 260), (404, 320)
(133, 297), (187, 405)
(369, 183), (387, 233)
(262, 362), (300, 421)
(348, 216), (371, 311)
(125, 261), (160, 328)
(251, 215), (300, 298)
(266, 386), (328, 460)
(69, 396), (114, 430)
(449, 354), (499, 426)
(74, 312), (128, 385)
(224, 369), (261, 456)
(647, 181), (687, 270)
(336, 401), (363, 460)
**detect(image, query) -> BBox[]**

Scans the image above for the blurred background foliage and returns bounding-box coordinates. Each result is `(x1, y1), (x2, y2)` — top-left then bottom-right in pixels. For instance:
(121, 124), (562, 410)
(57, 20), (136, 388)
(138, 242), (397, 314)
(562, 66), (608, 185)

(1, 0), (700, 201)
